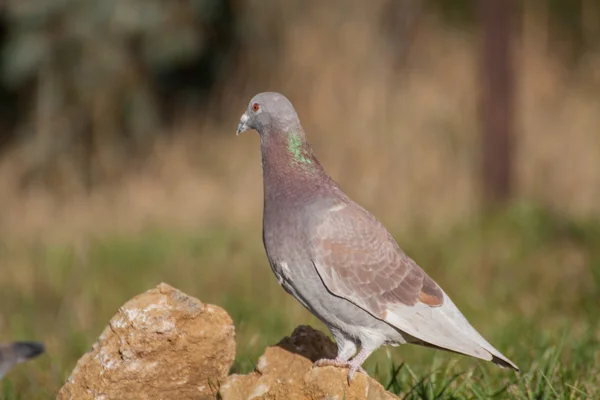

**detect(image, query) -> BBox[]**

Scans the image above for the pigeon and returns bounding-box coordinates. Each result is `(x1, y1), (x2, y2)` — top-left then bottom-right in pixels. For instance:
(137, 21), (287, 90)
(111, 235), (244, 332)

(236, 92), (519, 382)
(0, 341), (45, 379)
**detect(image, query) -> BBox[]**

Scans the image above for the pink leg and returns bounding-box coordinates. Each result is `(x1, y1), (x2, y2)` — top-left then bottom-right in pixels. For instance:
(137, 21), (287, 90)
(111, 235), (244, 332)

(314, 348), (373, 384)
(345, 348), (372, 383)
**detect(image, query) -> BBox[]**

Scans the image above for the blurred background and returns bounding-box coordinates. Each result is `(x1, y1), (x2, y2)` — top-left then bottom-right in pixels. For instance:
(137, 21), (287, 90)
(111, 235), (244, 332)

(0, 0), (599, 398)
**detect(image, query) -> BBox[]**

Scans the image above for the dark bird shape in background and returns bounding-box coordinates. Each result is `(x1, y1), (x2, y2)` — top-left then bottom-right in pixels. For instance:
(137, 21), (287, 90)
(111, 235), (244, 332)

(236, 92), (519, 383)
(0, 341), (45, 379)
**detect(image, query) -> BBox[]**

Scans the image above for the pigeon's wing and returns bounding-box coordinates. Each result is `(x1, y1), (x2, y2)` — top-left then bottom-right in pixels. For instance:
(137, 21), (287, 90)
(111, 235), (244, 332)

(309, 200), (444, 317)
(308, 200), (519, 370)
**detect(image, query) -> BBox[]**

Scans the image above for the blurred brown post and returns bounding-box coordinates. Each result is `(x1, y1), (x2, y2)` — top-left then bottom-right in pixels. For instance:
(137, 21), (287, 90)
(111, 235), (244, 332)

(478, 0), (516, 207)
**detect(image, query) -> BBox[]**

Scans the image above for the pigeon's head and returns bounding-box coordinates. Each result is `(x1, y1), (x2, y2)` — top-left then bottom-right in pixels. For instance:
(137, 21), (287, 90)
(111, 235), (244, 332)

(236, 92), (301, 137)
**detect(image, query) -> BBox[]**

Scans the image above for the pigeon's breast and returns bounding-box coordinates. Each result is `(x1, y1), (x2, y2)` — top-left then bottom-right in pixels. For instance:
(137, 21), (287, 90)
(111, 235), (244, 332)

(261, 201), (406, 347)
(263, 203), (307, 275)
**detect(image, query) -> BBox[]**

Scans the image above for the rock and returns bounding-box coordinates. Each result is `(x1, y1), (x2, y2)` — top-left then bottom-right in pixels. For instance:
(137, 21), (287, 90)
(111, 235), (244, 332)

(57, 283), (235, 400)
(219, 325), (399, 400)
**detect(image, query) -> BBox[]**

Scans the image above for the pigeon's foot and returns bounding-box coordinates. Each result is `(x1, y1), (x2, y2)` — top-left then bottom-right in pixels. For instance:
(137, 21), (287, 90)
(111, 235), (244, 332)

(313, 357), (367, 383)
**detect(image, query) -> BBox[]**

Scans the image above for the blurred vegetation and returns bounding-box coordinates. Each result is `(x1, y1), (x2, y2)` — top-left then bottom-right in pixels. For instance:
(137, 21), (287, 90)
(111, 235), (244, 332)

(0, 0), (237, 189)
(0, 0), (598, 190)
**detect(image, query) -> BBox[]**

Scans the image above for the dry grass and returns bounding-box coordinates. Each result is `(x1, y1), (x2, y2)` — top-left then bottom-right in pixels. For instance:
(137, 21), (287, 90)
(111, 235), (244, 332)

(0, 6), (597, 242)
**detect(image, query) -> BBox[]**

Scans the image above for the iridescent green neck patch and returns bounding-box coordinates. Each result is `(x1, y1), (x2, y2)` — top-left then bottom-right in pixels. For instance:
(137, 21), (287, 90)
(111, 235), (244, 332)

(287, 132), (313, 165)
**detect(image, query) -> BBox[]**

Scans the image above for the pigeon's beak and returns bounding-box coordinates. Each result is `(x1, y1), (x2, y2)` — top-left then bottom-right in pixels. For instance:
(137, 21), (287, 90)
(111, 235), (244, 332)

(236, 112), (250, 136)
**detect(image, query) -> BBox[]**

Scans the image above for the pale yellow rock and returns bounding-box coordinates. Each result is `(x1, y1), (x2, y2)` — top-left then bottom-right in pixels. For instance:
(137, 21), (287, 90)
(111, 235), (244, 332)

(219, 325), (399, 400)
(57, 283), (235, 400)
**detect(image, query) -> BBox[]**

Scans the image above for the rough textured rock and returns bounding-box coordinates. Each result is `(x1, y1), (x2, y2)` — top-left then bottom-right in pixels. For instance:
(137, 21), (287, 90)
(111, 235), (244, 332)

(57, 283), (235, 400)
(219, 325), (399, 400)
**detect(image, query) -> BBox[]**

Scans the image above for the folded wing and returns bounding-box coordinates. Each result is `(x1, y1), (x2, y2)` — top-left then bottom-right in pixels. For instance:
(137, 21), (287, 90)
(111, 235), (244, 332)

(308, 201), (519, 371)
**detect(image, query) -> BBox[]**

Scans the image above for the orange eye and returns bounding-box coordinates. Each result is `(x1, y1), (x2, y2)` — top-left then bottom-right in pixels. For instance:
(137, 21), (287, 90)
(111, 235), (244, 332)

(252, 103), (260, 112)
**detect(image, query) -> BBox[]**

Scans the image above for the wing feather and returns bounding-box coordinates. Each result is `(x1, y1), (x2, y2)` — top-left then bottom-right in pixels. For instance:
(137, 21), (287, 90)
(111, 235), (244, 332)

(309, 201), (444, 319)
(307, 200), (519, 371)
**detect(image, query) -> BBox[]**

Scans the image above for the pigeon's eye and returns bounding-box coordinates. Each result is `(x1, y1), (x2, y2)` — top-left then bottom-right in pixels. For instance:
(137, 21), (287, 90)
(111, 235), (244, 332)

(252, 103), (260, 113)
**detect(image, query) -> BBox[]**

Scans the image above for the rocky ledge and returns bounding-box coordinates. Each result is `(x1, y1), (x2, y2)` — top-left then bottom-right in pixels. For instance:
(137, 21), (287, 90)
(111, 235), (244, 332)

(57, 283), (398, 400)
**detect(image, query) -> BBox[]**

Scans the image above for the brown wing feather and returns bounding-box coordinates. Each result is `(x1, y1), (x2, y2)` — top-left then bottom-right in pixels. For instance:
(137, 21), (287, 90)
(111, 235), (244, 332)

(310, 202), (443, 319)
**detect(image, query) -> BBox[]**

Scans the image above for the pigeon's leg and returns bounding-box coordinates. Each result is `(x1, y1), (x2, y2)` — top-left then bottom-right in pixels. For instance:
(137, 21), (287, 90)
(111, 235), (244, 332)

(314, 335), (356, 363)
(345, 347), (374, 383)
(314, 331), (367, 377)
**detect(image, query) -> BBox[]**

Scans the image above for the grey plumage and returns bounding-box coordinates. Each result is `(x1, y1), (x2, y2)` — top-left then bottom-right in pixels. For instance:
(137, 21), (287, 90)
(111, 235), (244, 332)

(237, 92), (519, 382)
(0, 341), (45, 378)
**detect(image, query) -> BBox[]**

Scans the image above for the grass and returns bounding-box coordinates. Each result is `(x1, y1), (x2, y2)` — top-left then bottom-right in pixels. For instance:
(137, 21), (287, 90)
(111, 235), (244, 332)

(0, 204), (598, 399)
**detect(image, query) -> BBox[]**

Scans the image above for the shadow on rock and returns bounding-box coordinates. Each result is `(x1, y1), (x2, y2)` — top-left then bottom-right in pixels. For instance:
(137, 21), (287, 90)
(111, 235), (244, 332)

(220, 325), (399, 400)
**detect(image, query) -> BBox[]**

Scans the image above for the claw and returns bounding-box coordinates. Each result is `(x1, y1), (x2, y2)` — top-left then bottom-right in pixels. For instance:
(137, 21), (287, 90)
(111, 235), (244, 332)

(313, 358), (368, 384)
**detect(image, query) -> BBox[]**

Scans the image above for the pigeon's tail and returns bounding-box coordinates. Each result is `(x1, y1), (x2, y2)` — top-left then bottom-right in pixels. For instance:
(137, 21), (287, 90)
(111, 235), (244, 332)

(491, 354), (520, 371)
(384, 291), (519, 372)
(414, 339), (519, 372)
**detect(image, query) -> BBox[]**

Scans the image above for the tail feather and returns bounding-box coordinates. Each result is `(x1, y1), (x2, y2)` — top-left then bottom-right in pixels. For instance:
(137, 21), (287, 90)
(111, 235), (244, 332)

(384, 291), (519, 372)
(491, 354), (520, 372)
(412, 339), (519, 372)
